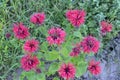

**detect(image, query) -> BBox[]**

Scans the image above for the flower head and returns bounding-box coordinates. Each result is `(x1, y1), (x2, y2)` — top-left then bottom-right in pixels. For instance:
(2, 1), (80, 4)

(21, 54), (39, 71)
(70, 43), (81, 57)
(100, 21), (112, 35)
(30, 12), (45, 25)
(13, 22), (29, 39)
(81, 36), (100, 54)
(58, 63), (76, 80)
(35, 68), (41, 74)
(88, 59), (101, 75)
(5, 33), (11, 38)
(23, 39), (39, 53)
(47, 27), (66, 45)
(66, 9), (86, 27)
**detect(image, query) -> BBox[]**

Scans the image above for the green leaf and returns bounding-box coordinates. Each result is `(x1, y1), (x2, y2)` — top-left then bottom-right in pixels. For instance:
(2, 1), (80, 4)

(53, 77), (59, 80)
(20, 71), (35, 80)
(39, 61), (45, 72)
(40, 42), (48, 53)
(76, 61), (87, 77)
(3, 45), (8, 53)
(36, 73), (45, 80)
(73, 30), (82, 39)
(48, 62), (59, 75)
(60, 47), (69, 57)
(39, 26), (48, 36)
(20, 71), (46, 80)
(46, 50), (59, 61)
(0, 23), (3, 32)
(70, 53), (86, 65)
(69, 53), (87, 77)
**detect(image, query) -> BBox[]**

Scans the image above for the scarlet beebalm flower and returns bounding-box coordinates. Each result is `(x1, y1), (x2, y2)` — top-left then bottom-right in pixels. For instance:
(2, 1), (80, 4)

(13, 23), (29, 39)
(66, 9), (86, 27)
(30, 12), (45, 25)
(81, 36), (100, 54)
(20, 54), (40, 71)
(100, 21), (112, 35)
(70, 43), (81, 57)
(47, 27), (66, 45)
(88, 59), (101, 75)
(23, 39), (39, 53)
(58, 63), (76, 80)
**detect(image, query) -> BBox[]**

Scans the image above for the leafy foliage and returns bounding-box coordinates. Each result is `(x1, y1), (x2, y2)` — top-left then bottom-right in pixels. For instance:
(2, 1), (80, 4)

(0, 0), (120, 80)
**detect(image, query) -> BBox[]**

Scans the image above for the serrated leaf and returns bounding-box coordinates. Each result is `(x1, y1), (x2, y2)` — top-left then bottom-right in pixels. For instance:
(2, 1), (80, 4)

(73, 31), (82, 38)
(76, 61), (87, 77)
(60, 47), (69, 57)
(40, 42), (48, 53)
(46, 50), (59, 61)
(69, 53), (87, 77)
(70, 53), (86, 65)
(36, 73), (45, 80)
(48, 62), (59, 75)
(20, 71), (35, 80)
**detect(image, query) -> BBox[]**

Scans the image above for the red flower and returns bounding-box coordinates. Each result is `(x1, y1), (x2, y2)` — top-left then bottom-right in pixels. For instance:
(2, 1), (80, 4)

(66, 10), (86, 27)
(58, 63), (76, 80)
(81, 36), (100, 54)
(13, 23), (29, 39)
(20, 54), (39, 71)
(23, 39), (39, 53)
(70, 43), (81, 57)
(47, 27), (66, 45)
(100, 21), (112, 35)
(88, 59), (101, 75)
(30, 12), (45, 25)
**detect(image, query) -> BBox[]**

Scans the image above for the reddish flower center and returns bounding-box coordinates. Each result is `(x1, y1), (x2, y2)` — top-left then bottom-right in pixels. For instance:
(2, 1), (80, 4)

(51, 32), (60, 40)
(27, 59), (34, 66)
(90, 65), (96, 71)
(18, 27), (24, 35)
(73, 47), (80, 53)
(87, 40), (93, 48)
(29, 43), (35, 49)
(102, 27), (108, 33)
(75, 13), (82, 26)
(64, 67), (70, 74)
(35, 15), (40, 23)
